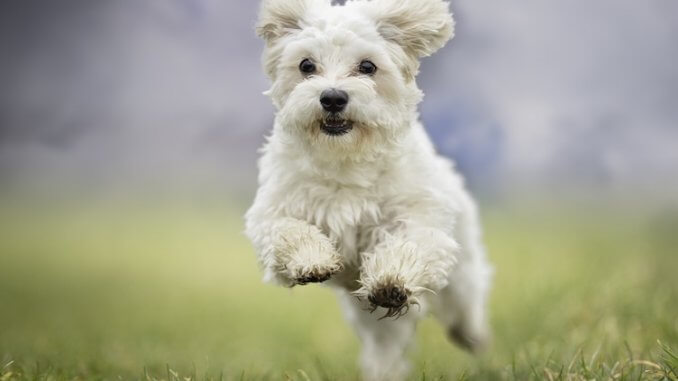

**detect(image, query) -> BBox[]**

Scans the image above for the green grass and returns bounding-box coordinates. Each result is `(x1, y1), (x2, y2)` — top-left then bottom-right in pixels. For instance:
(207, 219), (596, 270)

(0, 197), (677, 380)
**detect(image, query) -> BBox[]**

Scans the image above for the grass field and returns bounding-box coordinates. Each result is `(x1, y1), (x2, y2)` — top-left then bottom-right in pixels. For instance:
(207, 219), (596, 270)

(0, 197), (677, 380)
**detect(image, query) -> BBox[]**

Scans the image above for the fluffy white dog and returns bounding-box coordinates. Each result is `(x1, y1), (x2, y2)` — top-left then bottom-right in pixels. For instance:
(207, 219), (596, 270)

(245, 0), (493, 379)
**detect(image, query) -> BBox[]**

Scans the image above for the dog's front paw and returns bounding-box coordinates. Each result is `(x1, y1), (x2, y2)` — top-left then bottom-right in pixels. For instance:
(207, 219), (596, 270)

(285, 256), (343, 286)
(292, 264), (341, 285)
(368, 281), (409, 309)
(270, 220), (343, 286)
(357, 276), (414, 319)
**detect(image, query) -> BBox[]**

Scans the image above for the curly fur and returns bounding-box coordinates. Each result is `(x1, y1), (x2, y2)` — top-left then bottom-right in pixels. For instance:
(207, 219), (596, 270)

(246, 1), (493, 379)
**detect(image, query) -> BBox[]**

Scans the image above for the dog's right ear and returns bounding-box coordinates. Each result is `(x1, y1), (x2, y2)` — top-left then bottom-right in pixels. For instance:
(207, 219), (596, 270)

(256, 0), (317, 45)
(364, 0), (454, 58)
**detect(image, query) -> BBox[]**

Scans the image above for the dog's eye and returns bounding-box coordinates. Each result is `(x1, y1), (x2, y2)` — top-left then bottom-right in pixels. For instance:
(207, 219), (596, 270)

(358, 60), (377, 75)
(299, 59), (316, 74)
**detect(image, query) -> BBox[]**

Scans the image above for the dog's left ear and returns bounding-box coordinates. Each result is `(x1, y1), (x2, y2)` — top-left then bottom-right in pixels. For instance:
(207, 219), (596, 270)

(257, 0), (321, 46)
(364, 0), (454, 58)
(257, 0), (327, 80)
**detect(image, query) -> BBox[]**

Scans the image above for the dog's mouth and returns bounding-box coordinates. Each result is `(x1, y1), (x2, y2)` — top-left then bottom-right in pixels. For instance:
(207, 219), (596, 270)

(320, 115), (353, 136)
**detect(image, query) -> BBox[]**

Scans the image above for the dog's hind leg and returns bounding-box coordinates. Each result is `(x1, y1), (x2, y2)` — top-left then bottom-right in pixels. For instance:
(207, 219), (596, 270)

(338, 290), (421, 381)
(430, 195), (493, 353)
(432, 253), (492, 353)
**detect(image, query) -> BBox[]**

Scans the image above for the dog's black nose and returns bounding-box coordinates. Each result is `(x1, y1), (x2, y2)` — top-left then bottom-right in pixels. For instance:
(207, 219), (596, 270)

(320, 89), (349, 113)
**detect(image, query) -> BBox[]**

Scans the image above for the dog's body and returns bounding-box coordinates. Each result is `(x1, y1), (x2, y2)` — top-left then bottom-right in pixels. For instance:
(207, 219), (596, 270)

(245, 1), (492, 379)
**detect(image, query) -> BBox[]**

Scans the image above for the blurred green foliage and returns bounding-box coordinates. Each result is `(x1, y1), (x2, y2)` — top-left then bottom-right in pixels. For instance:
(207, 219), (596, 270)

(0, 198), (676, 380)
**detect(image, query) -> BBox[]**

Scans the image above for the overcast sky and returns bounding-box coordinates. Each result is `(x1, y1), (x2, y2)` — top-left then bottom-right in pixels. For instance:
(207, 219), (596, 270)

(1, 0), (676, 198)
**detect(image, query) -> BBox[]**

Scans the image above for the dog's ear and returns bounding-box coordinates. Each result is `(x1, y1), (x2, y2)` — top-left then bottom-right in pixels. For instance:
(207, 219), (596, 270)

(256, 0), (319, 45)
(365, 0), (454, 58)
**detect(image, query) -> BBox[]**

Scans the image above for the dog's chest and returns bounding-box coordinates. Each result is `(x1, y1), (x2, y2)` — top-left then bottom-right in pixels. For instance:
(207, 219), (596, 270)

(284, 180), (380, 260)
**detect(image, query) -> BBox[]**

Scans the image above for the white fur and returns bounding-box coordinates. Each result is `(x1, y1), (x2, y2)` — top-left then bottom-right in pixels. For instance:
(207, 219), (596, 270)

(246, 1), (492, 379)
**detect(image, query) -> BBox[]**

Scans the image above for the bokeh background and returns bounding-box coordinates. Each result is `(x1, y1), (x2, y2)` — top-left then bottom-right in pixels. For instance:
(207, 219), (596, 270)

(1, 1), (677, 380)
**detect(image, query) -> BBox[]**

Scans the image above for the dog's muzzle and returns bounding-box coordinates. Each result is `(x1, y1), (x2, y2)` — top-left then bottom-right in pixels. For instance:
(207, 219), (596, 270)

(321, 114), (353, 136)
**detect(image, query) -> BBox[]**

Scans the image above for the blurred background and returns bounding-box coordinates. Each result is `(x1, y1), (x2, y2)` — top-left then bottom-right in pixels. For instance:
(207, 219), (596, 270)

(1, 1), (677, 380)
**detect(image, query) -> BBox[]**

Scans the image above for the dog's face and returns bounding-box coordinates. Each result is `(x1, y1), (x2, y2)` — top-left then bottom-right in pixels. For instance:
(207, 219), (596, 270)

(257, 0), (454, 159)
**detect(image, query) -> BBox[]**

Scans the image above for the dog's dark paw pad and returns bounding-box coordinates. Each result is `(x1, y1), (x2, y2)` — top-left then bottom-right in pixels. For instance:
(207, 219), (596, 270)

(368, 283), (409, 309)
(295, 271), (332, 285)
(293, 264), (341, 285)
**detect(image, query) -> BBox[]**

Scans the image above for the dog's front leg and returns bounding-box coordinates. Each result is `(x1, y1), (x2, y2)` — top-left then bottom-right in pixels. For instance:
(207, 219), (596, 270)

(246, 217), (343, 287)
(355, 225), (458, 315)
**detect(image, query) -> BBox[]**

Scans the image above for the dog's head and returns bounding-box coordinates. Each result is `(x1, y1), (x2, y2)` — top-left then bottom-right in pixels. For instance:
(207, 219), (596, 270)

(257, 0), (454, 160)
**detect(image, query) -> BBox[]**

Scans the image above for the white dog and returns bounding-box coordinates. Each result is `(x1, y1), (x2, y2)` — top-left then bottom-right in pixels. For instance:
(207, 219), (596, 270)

(245, 0), (493, 379)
